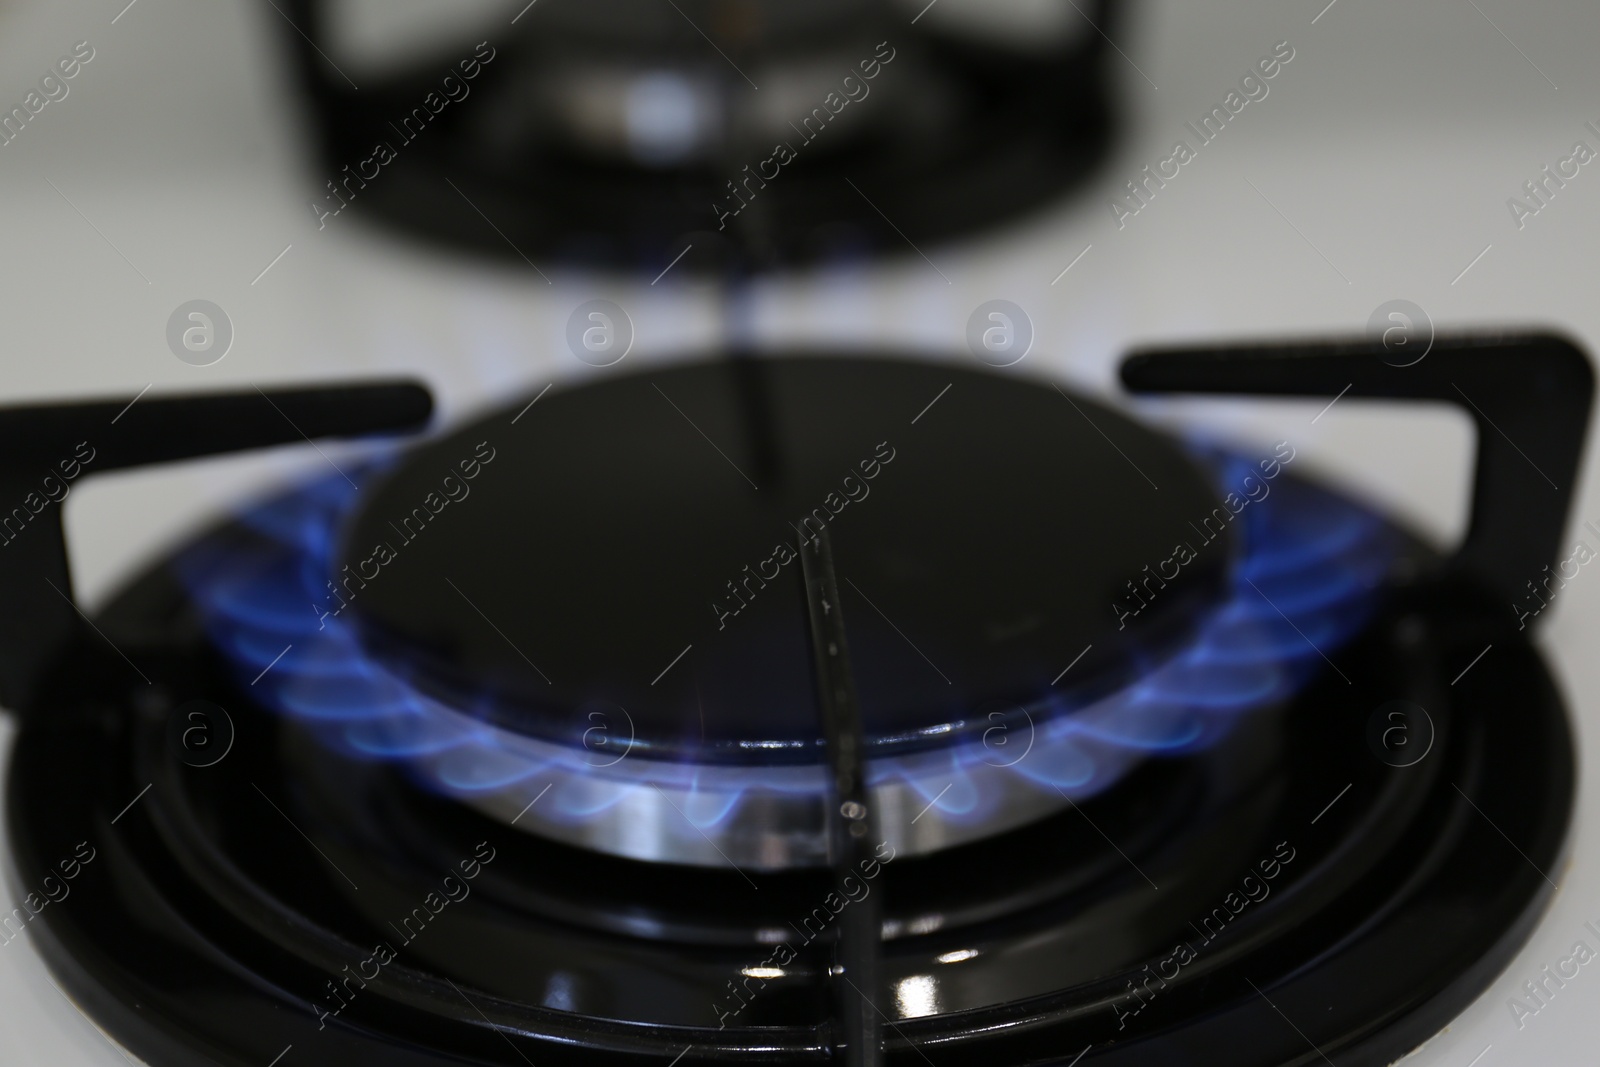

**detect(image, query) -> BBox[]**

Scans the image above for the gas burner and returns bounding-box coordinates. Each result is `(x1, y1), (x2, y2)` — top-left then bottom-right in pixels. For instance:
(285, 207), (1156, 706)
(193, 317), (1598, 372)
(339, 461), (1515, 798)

(4, 338), (1591, 1066)
(174, 357), (1397, 869)
(278, 0), (1118, 268)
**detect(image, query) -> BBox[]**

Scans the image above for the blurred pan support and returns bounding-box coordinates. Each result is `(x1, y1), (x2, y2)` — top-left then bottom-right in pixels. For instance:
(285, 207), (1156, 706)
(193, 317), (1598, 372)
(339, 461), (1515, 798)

(275, 0), (1121, 272)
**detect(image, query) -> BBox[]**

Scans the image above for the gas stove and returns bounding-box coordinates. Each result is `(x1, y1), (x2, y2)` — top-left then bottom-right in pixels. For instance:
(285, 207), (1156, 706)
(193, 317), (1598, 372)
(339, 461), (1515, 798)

(4, 1), (1600, 1066)
(2, 339), (1589, 1067)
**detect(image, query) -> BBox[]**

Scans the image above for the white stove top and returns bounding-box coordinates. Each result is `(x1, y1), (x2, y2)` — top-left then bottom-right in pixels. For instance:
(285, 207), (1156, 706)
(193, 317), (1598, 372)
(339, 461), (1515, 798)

(1, 0), (1597, 1062)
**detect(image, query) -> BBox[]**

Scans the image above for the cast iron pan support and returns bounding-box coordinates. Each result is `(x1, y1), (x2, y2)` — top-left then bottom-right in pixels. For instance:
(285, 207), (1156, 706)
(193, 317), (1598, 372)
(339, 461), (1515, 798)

(1121, 334), (1594, 612)
(0, 381), (433, 715)
(799, 525), (883, 1067)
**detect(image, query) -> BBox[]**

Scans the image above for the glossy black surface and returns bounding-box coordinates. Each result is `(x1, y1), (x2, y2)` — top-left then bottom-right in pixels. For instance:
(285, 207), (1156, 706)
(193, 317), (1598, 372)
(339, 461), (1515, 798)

(342, 358), (1232, 763)
(8, 541), (1572, 1065)
(0, 380), (429, 714)
(799, 525), (883, 1066)
(1124, 333), (1594, 604)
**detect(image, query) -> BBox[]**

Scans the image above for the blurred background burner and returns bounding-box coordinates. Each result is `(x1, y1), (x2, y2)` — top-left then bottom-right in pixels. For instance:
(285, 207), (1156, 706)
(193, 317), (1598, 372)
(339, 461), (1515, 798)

(278, 0), (1118, 269)
(174, 356), (1399, 868)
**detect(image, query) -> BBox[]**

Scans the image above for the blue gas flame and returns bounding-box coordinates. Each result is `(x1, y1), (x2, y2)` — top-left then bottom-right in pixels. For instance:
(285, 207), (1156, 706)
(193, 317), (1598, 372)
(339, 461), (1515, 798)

(173, 444), (1398, 835)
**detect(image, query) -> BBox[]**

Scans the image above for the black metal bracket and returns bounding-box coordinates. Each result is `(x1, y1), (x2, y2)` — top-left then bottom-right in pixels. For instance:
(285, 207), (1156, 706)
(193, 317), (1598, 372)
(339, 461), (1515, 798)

(798, 526), (883, 1067)
(1120, 333), (1593, 610)
(0, 380), (432, 713)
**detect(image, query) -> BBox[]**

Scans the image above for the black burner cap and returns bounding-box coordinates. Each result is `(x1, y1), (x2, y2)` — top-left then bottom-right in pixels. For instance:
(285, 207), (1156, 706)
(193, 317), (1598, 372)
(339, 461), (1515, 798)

(339, 355), (1232, 763)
